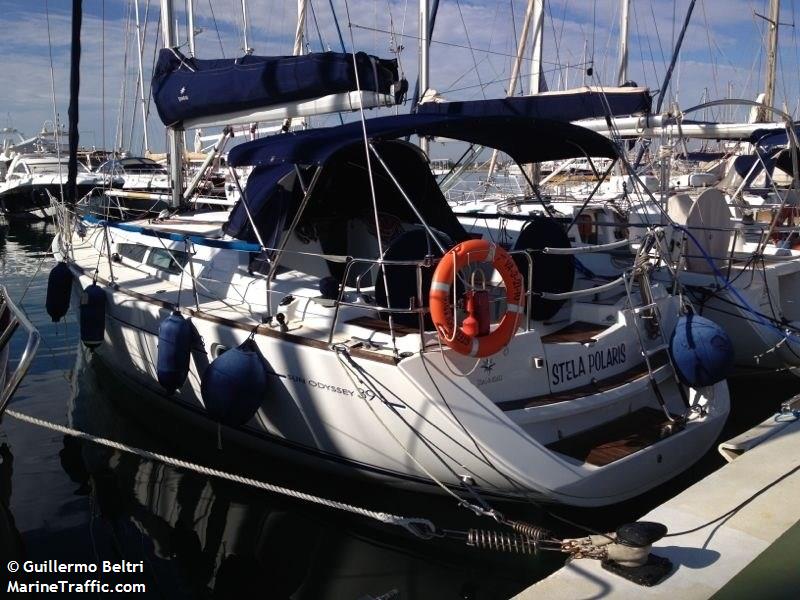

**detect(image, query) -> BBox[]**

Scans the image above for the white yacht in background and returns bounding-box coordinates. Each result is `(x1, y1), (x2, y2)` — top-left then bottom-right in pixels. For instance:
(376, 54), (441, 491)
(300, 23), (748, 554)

(96, 156), (170, 191)
(0, 153), (100, 219)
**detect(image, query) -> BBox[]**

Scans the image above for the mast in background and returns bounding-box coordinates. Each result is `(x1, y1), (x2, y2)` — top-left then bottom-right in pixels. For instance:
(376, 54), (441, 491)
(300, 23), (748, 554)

(186, 0), (196, 56)
(487, 0), (535, 178)
(419, 0), (430, 154)
(293, 0), (306, 55)
(161, 0), (183, 207)
(526, 0), (544, 190)
(241, 0), (253, 54)
(757, 0), (781, 122)
(616, 0), (630, 85)
(133, 0), (149, 152)
(529, 0), (544, 94)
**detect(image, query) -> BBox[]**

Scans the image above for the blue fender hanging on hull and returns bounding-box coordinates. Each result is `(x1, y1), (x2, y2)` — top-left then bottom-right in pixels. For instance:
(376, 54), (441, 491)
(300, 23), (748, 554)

(157, 311), (192, 394)
(46, 262), (73, 323)
(79, 283), (106, 348)
(669, 314), (734, 387)
(200, 338), (269, 427)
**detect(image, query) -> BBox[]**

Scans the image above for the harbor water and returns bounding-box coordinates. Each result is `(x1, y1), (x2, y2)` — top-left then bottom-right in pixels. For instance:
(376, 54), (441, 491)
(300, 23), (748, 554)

(0, 219), (795, 599)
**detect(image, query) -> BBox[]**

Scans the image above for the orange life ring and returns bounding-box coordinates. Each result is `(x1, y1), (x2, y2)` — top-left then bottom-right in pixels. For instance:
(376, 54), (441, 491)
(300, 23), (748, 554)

(429, 239), (524, 358)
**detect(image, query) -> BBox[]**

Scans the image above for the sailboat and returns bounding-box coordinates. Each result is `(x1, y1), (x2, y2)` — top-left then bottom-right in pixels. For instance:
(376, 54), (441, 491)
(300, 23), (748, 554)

(48, 0), (732, 509)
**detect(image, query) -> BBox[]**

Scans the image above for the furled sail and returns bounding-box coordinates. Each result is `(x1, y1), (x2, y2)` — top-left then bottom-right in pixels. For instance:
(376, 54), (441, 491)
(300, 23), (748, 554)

(152, 49), (407, 129)
(417, 86), (651, 122)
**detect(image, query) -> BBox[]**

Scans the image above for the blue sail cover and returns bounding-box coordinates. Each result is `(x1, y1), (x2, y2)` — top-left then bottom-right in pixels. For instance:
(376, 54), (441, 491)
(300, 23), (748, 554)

(749, 125), (800, 149)
(417, 87), (651, 121)
(152, 49), (405, 128)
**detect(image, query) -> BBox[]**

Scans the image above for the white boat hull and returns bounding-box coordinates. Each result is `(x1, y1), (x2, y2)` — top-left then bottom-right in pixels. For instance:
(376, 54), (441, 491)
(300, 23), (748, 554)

(62, 243), (730, 507)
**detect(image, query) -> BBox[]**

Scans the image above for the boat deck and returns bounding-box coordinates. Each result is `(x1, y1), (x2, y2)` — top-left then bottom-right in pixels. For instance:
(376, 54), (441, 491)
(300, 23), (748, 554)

(540, 321), (609, 344)
(546, 407), (675, 466)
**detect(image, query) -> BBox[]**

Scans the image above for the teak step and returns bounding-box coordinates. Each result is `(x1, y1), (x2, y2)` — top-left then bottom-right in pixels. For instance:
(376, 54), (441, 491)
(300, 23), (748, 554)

(546, 407), (676, 467)
(540, 321), (610, 344)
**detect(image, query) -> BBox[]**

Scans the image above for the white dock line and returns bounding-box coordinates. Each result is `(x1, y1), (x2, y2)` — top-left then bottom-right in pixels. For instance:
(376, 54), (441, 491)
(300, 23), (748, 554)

(4, 408), (437, 540)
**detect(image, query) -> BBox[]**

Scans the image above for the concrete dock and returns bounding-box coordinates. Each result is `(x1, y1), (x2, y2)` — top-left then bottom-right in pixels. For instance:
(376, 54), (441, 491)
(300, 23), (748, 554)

(516, 413), (800, 599)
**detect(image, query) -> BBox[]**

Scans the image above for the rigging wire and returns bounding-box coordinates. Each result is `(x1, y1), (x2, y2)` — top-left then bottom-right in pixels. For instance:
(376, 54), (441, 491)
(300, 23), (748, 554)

(699, 0), (721, 102)
(43, 0), (64, 202)
(546, 0), (567, 89)
(129, 0), (152, 157)
(342, 0), (397, 349)
(308, 0), (328, 51)
(139, 0), (152, 155)
(115, 0), (134, 152)
(598, 0), (619, 86)
(143, 16), (161, 151)
(328, 0), (348, 52)
(647, 0), (668, 73)
(509, 0), (518, 90)
(207, 0), (226, 58)
(630, 1), (654, 90)
(477, 0), (505, 91)
(454, 0), (486, 99)
(629, 1), (644, 87)
(349, 22), (576, 67)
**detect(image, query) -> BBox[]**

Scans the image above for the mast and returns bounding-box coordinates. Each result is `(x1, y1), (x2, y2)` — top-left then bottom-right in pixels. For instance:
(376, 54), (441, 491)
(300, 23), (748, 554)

(133, 0), (149, 151)
(161, 0), (183, 207)
(419, 0), (430, 154)
(293, 0), (306, 56)
(581, 38), (588, 86)
(281, 0), (307, 132)
(529, 0), (544, 94)
(487, 0), (535, 178)
(758, 0), (781, 122)
(526, 0), (544, 190)
(241, 0), (253, 54)
(67, 0), (82, 206)
(616, 0), (630, 86)
(508, 0), (535, 96)
(186, 0), (196, 56)
(410, 0), (439, 113)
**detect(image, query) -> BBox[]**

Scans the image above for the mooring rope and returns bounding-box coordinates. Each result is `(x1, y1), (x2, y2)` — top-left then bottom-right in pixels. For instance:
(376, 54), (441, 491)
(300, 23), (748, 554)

(3, 408), (437, 539)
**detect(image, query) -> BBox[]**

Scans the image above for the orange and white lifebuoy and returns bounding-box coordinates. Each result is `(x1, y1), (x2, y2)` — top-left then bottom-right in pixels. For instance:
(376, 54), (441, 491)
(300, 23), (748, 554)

(429, 239), (524, 358)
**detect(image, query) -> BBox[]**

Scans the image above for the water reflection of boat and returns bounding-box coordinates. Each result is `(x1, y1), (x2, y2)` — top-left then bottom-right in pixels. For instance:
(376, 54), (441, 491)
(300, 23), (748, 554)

(63, 356), (547, 599)
(0, 443), (25, 568)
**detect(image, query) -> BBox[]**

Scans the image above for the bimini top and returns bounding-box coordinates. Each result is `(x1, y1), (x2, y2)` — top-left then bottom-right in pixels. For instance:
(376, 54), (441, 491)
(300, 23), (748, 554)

(227, 113), (620, 168)
(417, 86), (651, 121)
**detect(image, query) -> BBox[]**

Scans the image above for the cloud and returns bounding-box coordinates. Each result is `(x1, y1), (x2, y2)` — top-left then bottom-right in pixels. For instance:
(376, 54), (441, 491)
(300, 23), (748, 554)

(1, 0), (797, 154)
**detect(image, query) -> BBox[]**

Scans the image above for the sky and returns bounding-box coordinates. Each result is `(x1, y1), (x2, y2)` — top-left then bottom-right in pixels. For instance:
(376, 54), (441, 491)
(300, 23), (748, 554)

(0, 0), (798, 156)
